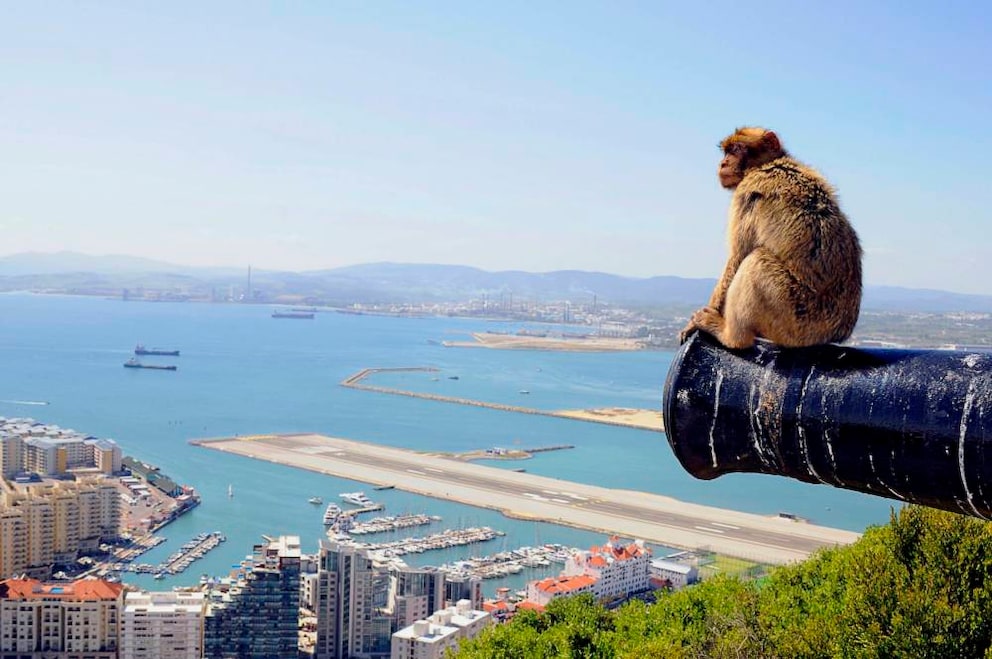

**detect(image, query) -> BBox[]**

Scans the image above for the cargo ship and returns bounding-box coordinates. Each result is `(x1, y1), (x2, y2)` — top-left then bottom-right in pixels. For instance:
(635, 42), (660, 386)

(135, 344), (180, 356)
(271, 311), (315, 319)
(124, 358), (177, 371)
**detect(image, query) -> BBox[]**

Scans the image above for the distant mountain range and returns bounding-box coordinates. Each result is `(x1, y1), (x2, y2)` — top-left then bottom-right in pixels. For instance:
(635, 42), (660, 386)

(1, 251), (990, 313)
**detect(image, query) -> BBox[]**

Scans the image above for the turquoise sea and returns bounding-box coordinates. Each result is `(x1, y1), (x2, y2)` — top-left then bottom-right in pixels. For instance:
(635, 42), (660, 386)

(0, 293), (894, 594)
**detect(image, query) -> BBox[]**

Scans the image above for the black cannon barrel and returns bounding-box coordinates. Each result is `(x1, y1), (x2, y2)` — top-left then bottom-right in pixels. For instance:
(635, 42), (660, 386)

(663, 331), (992, 519)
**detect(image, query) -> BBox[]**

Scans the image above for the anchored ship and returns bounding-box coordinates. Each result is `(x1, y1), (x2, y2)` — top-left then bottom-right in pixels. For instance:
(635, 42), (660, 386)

(124, 358), (177, 371)
(135, 344), (180, 356)
(271, 311), (314, 319)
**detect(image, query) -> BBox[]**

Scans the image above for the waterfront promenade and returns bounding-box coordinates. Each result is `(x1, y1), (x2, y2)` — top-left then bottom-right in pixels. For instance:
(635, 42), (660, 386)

(192, 433), (859, 565)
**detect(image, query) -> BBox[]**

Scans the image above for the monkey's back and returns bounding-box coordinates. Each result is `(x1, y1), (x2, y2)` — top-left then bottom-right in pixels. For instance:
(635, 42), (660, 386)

(734, 157), (862, 342)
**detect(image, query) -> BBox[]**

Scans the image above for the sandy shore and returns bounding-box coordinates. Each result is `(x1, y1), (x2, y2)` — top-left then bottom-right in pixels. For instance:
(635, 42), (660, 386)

(193, 433), (859, 565)
(444, 332), (645, 352)
(555, 407), (664, 431)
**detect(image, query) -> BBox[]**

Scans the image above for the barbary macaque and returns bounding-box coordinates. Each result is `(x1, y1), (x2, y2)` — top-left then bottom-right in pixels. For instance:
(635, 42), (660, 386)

(680, 127), (862, 349)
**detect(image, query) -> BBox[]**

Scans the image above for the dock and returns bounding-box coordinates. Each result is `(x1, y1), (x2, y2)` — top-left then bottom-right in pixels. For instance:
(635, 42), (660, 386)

(192, 433), (861, 565)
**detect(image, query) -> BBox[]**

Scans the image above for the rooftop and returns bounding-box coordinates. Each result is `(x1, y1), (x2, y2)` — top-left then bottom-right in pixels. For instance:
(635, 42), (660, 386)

(0, 577), (124, 601)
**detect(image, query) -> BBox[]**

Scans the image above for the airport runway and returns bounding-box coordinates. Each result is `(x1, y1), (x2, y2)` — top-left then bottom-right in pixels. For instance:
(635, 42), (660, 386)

(193, 433), (860, 564)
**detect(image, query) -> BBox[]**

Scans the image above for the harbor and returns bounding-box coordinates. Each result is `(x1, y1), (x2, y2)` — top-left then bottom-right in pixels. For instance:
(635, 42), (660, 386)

(192, 433), (862, 565)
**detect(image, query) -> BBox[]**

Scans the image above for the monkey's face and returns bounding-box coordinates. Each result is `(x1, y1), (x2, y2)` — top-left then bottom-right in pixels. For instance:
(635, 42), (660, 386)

(718, 144), (746, 189)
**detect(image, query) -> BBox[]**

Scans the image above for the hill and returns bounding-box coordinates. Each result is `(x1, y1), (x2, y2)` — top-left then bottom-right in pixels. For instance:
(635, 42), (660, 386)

(1, 253), (991, 313)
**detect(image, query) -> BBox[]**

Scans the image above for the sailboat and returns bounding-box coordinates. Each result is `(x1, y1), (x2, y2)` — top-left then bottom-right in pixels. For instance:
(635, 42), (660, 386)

(228, 484), (233, 498)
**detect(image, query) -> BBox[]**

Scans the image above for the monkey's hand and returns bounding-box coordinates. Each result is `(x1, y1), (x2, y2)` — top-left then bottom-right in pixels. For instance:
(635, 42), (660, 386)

(681, 307), (724, 344)
(678, 321), (698, 345)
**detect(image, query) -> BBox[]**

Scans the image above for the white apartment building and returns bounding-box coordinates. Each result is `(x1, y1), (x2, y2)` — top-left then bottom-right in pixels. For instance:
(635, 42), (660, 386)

(0, 577), (124, 657)
(390, 600), (492, 659)
(0, 417), (122, 477)
(649, 559), (699, 590)
(562, 537), (652, 601)
(0, 479), (120, 579)
(121, 591), (205, 659)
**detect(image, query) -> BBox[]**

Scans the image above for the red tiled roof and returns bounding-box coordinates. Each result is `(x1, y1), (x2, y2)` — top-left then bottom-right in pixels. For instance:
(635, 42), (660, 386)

(534, 575), (596, 594)
(516, 600), (545, 612)
(0, 578), (123, 601)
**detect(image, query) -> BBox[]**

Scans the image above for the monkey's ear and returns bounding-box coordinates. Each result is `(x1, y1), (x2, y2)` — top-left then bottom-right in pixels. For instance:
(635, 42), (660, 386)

(762, 131), (782, 153)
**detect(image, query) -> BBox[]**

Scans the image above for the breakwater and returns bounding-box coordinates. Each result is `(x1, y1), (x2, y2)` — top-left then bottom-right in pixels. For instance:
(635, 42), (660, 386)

(341, 367), (662, 431)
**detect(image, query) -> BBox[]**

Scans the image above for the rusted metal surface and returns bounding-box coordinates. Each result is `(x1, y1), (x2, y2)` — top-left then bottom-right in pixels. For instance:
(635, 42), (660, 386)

(663, 331), (992, 519)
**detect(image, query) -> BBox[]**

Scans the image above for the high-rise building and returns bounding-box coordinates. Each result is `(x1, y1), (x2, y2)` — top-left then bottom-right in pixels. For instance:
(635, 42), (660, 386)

(315, 540), (451, 659)
(0, 479), (120, 580)
(390, 600), (492, 659)
(203, 535), (301, 659)
(121, 591), (205, 659)
(0, 577), (124, 657)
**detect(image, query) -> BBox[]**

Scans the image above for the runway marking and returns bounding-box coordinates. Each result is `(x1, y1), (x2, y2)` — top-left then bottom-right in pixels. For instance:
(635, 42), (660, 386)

(424, 467), (444, 473)
(560, 492), (588, 500)
(406, 469), (426, 475)
(694, 525), (726, 534)
(551, 498), (571, 504)
(711, 522), (741, 530)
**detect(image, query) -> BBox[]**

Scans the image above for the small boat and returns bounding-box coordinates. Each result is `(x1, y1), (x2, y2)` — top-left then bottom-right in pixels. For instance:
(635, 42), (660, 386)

(308, 496), (323, 505)
(227, 484), (233, 498)
(154, 573), (165, 580)
(519, 390), (530, 394)
(372, 484), (395, 491)
(448, 375), (460, 380)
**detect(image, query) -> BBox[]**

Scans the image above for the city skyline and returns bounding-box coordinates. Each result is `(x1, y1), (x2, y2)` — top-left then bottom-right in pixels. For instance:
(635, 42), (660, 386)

(2, 3), (990, 292)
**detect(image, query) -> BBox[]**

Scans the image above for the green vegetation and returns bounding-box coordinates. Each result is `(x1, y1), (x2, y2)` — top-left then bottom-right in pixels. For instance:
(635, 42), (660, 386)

(457, 506), (992, 658)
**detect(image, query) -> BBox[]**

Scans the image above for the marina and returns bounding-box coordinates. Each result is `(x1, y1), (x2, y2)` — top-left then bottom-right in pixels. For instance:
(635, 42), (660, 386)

(345, 513), (442, 535)
(330, 526), (504, 557)
(438, 543), (578, 580)
(107, 531), (226, 577)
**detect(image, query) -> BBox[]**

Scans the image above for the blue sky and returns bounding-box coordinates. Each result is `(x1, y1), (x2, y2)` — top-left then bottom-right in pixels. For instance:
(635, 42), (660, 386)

(1, 2), (989, 292)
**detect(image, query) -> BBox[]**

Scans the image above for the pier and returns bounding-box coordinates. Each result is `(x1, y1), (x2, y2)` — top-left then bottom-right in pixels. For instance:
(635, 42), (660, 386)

(341, 367), (662, 432)
(192, 433), (860, 565)
(346, 513), (441, 535)
(331, 526), (503, 556)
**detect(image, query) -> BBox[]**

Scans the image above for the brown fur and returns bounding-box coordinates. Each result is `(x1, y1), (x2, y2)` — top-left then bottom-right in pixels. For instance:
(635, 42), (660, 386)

(680, 127), (862, 349)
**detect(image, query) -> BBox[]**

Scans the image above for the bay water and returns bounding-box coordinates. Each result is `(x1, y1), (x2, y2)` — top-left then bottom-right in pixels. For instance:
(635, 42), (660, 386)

(0, 293), (894, 594)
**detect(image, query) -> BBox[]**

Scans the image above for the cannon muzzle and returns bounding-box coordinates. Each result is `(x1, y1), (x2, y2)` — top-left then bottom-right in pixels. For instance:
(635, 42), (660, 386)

(663, 332), (992, 519)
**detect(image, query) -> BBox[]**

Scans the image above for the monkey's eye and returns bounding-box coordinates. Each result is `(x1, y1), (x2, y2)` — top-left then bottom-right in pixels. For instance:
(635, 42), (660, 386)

(725, 143), (748, 156)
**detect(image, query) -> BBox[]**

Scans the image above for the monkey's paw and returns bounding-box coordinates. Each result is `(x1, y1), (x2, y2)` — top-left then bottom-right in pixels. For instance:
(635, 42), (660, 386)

(689, 307), (725, 336)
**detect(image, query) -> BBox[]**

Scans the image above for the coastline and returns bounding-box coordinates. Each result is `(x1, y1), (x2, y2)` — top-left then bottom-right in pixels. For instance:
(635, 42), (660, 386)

(443, 332), (645, 352)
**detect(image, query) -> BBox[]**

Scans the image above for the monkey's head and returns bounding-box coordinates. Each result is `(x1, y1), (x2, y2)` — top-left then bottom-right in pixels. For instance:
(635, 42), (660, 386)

(718, 127), (786, 189)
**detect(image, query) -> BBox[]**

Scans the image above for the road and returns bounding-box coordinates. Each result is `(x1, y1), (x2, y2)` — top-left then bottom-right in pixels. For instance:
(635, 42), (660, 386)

(193, 433), (860, 564)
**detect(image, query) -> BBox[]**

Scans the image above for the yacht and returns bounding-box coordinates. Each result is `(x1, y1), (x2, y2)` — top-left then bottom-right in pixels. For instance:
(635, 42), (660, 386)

(308, 496), (323, 505)
(323, 503), (342, 525)
(339, 491), (374, 507)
